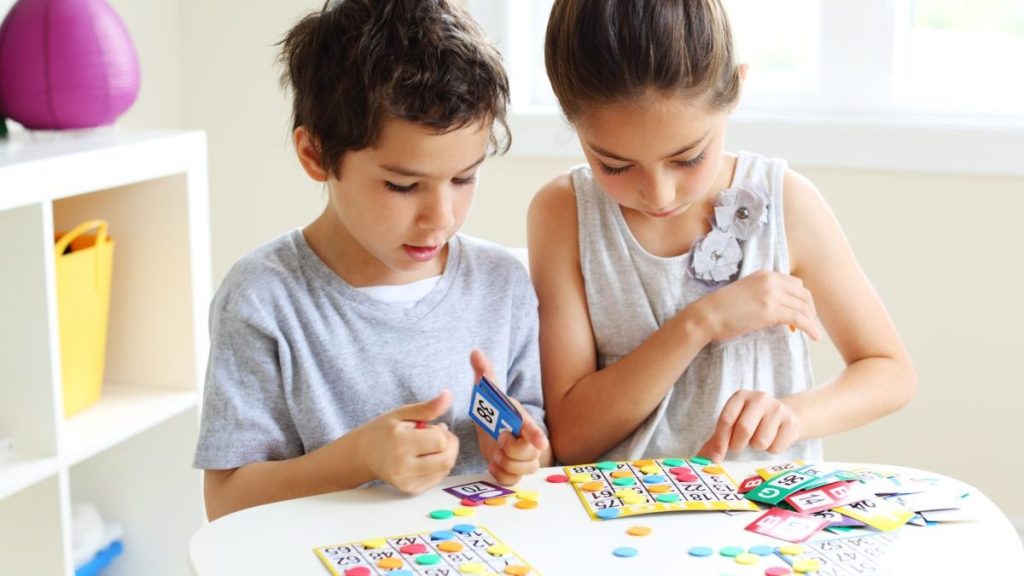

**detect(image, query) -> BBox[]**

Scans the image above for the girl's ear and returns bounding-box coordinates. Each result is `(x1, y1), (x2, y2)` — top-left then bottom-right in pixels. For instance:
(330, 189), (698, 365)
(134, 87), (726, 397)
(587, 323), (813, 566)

(293, 126), (329, 182)
(728, 63), (751, 113)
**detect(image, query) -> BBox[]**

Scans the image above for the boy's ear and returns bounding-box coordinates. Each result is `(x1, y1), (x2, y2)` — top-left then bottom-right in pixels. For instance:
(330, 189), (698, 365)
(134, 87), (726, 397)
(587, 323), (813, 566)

(293, 126), (329, 182)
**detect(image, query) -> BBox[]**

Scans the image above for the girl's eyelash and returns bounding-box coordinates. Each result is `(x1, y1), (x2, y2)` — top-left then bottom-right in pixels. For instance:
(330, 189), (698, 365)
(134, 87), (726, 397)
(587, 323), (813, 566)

(599, 162), (630, 176)
(676, 151), (706, 168)
(385, 181), (416, 193)
(600, 151), (705, 176)
(452, 176), (477, 186)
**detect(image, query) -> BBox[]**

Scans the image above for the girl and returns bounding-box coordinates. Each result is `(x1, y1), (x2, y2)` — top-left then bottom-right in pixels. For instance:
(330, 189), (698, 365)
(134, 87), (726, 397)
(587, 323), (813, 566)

(529, 0), (916, 465)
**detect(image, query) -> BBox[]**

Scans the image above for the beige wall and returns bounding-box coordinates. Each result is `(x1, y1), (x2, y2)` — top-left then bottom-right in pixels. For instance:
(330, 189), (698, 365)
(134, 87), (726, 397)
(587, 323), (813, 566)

(6, 0), (1019, 529)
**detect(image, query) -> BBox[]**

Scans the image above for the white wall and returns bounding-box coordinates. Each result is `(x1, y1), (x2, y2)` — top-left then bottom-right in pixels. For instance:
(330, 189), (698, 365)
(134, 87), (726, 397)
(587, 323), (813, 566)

(3, 0), (1020, 531)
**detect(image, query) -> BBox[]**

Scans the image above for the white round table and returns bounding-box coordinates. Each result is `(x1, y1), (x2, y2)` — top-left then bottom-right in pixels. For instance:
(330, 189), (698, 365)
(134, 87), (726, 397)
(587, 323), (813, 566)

(189, 462), (1023, 574)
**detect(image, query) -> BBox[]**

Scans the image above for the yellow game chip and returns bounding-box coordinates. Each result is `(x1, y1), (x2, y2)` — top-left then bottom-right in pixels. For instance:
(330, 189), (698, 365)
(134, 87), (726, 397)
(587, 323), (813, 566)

(487, 543), (510, 556)
(778, 544), (806, 555)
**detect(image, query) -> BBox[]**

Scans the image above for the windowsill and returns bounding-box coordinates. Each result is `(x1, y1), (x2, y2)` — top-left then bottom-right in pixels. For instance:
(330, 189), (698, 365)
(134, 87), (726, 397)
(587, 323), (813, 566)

(507, 108), (1024, 177)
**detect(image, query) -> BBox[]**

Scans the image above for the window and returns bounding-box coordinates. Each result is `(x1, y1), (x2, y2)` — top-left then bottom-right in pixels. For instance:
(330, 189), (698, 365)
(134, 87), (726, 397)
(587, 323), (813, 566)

(468, 0), (1024, 119)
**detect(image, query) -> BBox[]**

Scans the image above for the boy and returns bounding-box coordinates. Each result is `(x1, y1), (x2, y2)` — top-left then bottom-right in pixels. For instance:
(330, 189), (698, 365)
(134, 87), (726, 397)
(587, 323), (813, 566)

(194, 0), (550, 521)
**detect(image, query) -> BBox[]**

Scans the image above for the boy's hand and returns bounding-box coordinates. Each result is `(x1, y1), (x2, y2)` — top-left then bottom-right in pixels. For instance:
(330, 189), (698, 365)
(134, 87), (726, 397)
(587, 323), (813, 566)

(697, 390), (802, 463)
(693, 270), (821, 342)
(357, 390), (460, 494)
(470, 349), (549, 485)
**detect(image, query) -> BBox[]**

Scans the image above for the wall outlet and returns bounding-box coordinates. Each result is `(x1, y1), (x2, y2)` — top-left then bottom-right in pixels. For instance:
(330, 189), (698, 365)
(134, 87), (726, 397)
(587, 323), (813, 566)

(0, 437), (13, 459)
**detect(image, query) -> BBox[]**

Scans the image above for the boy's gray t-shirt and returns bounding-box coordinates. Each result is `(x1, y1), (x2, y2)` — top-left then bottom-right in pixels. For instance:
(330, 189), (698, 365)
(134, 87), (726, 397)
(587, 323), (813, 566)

(193, 231), (545, 476)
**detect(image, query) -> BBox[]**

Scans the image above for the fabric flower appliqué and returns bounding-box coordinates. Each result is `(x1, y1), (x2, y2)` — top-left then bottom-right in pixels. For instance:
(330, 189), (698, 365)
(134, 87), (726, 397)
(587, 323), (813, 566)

(713, 180), (769, 240)
(690, 228), (743, 283)
(689, 180), (770, 287)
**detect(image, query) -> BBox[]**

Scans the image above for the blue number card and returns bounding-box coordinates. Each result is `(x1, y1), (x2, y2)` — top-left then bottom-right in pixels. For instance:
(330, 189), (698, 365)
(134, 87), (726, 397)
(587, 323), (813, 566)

(468, 376), (523, 440)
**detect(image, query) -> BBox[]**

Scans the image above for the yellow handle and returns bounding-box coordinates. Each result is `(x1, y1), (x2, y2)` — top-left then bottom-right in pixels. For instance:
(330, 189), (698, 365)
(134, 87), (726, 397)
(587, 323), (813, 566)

(55, 220), (108, 256)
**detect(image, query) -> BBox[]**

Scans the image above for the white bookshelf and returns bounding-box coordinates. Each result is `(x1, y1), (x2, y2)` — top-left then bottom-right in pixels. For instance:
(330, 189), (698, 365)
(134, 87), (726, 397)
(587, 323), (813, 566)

(0, 129), (211, 575)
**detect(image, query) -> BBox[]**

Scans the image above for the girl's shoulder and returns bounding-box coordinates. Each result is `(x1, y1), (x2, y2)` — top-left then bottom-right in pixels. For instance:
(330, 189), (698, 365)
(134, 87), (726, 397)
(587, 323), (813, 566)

(779, 166), (840, 276)
(529, 170), (578, 223)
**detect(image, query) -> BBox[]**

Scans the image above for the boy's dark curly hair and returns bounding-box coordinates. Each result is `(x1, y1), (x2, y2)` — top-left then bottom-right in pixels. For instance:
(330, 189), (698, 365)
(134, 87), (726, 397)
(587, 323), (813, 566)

(279, 0), (510, 177)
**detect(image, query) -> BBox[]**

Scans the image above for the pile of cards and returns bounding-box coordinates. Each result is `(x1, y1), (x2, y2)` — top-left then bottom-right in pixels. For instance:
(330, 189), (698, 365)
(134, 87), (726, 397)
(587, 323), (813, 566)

(468, 376), (523, 441)
(741, 461), (974, 543)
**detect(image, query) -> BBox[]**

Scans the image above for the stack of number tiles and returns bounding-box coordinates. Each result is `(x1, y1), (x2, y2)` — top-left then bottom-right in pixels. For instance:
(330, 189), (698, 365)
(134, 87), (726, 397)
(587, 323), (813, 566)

(740, 461), (974, 558)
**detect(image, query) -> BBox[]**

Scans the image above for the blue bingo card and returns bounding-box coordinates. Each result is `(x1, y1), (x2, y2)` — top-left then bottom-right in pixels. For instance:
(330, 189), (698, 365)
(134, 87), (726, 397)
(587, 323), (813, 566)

(468, 376), (523, 440)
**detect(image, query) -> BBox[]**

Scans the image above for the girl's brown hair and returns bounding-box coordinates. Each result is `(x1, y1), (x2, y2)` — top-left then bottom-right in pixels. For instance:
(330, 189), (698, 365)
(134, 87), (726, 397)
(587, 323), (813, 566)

(279, 0), (510, 177)
(545, 0), (740, 121)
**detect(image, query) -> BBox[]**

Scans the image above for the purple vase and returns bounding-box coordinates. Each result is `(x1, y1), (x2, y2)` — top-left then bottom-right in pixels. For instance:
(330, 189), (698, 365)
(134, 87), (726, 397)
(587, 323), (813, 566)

(0, 0), (140, 129)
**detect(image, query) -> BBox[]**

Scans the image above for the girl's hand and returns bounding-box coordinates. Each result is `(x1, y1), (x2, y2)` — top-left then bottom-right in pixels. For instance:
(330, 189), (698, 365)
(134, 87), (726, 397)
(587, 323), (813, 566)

(355, 390), (460, 494)
(692, 270), (821, 342)
(697, 390), (802, 463)
(469, 349), (550, 485)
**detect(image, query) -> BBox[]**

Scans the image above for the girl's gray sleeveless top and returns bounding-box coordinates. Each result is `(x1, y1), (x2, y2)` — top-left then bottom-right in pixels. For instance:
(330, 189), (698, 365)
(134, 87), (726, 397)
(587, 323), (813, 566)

(573, 151), (822, 463)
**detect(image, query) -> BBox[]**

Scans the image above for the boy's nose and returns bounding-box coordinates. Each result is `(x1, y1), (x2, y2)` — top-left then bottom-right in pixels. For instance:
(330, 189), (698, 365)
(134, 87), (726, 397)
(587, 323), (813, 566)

(418, 188), (455, 231)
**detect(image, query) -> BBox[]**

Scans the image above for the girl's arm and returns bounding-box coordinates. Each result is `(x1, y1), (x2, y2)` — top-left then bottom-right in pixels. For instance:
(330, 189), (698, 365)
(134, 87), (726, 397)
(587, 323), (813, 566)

(781, 169), (917, 437)
(528, 175), (716, 464)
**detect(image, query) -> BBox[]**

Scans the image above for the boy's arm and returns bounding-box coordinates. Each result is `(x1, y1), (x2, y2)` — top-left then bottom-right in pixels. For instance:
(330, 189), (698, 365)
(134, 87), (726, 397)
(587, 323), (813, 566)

(778, 169), (917, 435)
(204, 391), (459, 521)
(203, 429), (373, 521)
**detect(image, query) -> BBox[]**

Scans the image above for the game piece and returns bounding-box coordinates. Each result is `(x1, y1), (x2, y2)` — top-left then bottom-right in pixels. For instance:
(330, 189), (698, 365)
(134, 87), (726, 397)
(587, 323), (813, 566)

(765, 567), (792, 575)
(545, 474), (569, 483)
(745, 508), (830, 543)
(515, 490), (539, 501)
(444, 480), (515, 504)
(626, 525), (652, 536)
(719, 546), (743, 557)
(468, 375), (523, 440)
(564, 457), (759, 520)
(437, 541), (463, 553)
(688, 546), (713, 557)
(792, 558), (820, 572)
(746, 464), (829, 505)
(314, 525), (537, 576)
(748, 545), (774, 556)
(429, 509), (453, 520)
(735, 552), (759, 565)
(415, 554), (440, 565)
(739, 475), (764, 493)
(612, 546), (638, 558)
(784, 481), (871, 514)
(833, 497), (914, 532)
(484, 497), (506, 506)
(514, 499), (538, 509)
(755, 461), (807, 480)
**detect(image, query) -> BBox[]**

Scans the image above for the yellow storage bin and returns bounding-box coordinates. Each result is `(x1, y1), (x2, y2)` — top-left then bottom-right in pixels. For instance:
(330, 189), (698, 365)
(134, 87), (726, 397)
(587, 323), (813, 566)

(54, 220), (114, 418)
